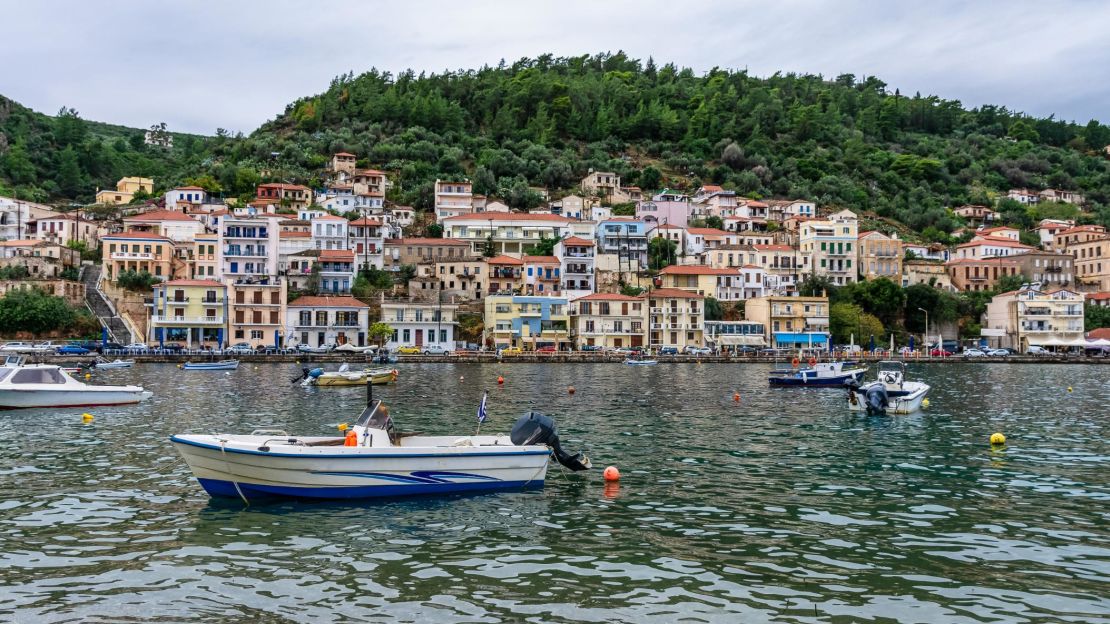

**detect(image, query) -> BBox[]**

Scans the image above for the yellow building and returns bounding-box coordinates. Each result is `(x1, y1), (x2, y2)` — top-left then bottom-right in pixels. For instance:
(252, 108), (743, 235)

(192, 234), (218, 280)
(570, 293), (645, 349)
(96, 176), (154, 205)
(229, 281), (287, 349)
(148, 279), (228, 349)
(744, 295), (830, 349)
(646, 288), (704, 349)
(101, 232), (175, 282)
(857, 230), (903, 281)
(483, 295), (571, 351)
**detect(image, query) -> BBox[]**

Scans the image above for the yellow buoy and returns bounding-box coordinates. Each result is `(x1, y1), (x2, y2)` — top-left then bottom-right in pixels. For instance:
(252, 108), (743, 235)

(337, 423), (349, 431)
(1067, 386), (1073, 393)
(922, 398), (930, 409)
(990, 432), (1006, 445)
(84, 373), (91, 379)
(82, 413), (94, 423)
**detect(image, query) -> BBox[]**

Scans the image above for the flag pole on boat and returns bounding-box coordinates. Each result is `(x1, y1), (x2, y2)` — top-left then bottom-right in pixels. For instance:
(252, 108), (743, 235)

(475, 390), (488, 436)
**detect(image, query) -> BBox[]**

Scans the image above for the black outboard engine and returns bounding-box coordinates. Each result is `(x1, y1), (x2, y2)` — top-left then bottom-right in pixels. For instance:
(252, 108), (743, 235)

(864, 385), (889, 416)
(511, 411), (591, 471)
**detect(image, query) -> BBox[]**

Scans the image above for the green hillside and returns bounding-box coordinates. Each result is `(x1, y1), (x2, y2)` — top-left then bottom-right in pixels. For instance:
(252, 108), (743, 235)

(3, 52), (1110, 239)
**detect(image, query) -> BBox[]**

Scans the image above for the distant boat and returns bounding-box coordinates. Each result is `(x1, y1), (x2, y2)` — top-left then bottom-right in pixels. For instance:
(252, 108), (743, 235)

(300, 364), (397, 387)
(624, 358), (657, 366)
(846, 361), (930, 415)
(769, 361), (868, 387)
(0, 356), (151, 409)
(183, 360), (239, 371)
(95, 358), (134, 369)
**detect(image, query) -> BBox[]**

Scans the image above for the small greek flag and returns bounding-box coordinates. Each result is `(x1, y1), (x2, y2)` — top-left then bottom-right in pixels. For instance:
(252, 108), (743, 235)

(477, 391), (488, 424)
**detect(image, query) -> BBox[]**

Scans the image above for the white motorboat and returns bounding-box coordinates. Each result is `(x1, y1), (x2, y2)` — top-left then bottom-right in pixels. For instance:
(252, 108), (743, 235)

(171, 392), (591, 501)
(846, 360), (930, 415)
(769, 361), (868, 387)
(182, 360), (239, 371)
(0, 356), (152, 409)
(95, 358), (134, 369)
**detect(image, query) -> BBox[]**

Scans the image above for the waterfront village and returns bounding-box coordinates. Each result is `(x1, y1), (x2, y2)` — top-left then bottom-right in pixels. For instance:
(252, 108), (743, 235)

(1, 154), (1107, 356)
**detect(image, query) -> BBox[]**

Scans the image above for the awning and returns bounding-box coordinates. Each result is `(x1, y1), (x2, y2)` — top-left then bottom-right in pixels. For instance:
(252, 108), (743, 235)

(1030, 336), (1088, 346)
(712, 335), (766, 346)
(773, 332), (828, 344)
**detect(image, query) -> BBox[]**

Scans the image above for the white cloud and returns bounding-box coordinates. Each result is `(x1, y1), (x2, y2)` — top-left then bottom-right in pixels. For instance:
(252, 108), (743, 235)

(1, 0), (1106, 135)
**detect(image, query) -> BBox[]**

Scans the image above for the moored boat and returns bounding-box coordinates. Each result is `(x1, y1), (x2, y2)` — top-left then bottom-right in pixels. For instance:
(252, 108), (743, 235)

(95, 358), (134, 369)
(300, 364), (398, 387)
(623, 358), (657, 365)
(183, 360), (239, 371)
(0, 356), (152, 409)
(171, 387), (590, 501)
(769, 361), (868, 387)
(846, 361), (930, 415)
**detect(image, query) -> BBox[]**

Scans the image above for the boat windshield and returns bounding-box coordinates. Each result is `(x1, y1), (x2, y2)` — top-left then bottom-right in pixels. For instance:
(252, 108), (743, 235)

(0, 369), (12, 383)
(877, 361), (905, 374)
(11, 368), (66, 384)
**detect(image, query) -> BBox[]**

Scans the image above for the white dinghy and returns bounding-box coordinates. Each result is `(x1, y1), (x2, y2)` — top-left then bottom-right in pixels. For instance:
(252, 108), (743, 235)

(171, 386), (590, 501)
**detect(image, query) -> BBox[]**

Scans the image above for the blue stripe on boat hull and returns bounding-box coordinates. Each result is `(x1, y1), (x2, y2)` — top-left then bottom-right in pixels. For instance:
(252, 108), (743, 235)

(197, 478), (541, 501)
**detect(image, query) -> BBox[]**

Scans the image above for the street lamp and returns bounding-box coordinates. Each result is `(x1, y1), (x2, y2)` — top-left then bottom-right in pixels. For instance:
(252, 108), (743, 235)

(917, 307), (928, 357)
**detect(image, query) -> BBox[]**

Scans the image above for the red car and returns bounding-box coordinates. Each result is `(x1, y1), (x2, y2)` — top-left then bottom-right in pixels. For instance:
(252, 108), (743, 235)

(536, 345), (558, 353)
(930, 348), (953, 357)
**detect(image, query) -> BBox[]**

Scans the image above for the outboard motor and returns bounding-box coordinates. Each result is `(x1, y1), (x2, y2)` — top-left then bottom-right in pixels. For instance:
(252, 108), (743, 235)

(511, 411), (591, 471)
(864, 385), (889, 416)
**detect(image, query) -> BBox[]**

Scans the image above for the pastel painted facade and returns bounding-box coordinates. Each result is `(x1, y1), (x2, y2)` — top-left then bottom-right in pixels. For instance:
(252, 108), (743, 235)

(217, 215), (282, 283)
(434, 179), (473, 222)
(96, 176), (153, 205)
(799, 209), (858, 285)
(556, 236), (596, 300)
(487, 255), (524, 295)
(409, 257), (487, 302)
(484, 295), (571, 350)
(983, 287), (1084, 351)
(287, 295), (370, 348)
(32, 214), (98, 248)
(192, 234), (218, 280)
(0, 197), (57, 241)
(646, 288), (704, 349)
(164, 186), (208, 211)
(946, 257), (1021, 292)
(123, 210), (204, 243)
(348, 217), (385, 269)
(256, 183), (312, 210)
(101, 232), (175, 282)
(1071, 235), (1110, 291)
(384, 238), (471, 272)
(953, 205), (1000, 226)
(704, 320), (768, 350)
(637, 197), (690, 229)
(229, 281), (287, 348)
(442, 213), (572, 256)
(596, 218), (647, 269)
(1054, 225), (1107, 252)
(523, 255), (561, 295)
(1011, 250), (1074, 289)
(311, 214), (349, 250)
(753, 244), (808, 294)
(953, 237), (1035, 260)
(744, 295), (830, 349)
(901, 260), (955, 292)
(381, 299), (458, 350)
(570, 293), (645, 349)
(657, 265), (765, 301)
(857, 231), (903, 281)
(148, 279), (228, 349)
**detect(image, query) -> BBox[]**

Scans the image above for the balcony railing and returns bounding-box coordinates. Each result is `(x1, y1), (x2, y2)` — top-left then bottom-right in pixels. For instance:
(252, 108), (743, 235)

(152, 315), (225, 324)
(111, 252), (155, 260)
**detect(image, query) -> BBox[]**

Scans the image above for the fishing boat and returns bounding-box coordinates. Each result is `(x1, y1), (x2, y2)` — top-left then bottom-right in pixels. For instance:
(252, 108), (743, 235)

(0, 356), (152, 409)
(299, 364), (398, 387)
(623, 358), (657, 366)
(768, 361), (868, 387)
(170, 385), (591, 501)
(183, 360), (240, 371)
(846, 361), (930, 415)
(95, 358), (134, 369)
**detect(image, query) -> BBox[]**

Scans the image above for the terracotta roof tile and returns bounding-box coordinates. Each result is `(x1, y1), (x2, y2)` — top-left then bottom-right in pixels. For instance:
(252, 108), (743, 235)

(288, 295), (369, 308)
(646, 287), (704, 299)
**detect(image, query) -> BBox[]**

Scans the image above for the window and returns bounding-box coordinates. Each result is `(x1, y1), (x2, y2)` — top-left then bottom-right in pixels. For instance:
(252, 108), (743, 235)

(402, 329), (410, 343)
(250, 330), (263, 340)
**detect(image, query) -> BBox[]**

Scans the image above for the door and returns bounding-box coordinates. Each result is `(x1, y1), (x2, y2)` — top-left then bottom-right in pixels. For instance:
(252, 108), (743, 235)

(631, 335), (643, 347)
(415, 329), (423, 346)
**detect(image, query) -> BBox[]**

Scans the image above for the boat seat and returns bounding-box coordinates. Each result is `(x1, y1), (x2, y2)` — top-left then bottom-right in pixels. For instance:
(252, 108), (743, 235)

(304, 438), (345, 447)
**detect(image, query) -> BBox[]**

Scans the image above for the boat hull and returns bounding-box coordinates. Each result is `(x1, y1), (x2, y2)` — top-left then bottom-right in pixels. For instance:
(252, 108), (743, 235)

(183, 361), (239, 371)
(769, 369), (867, 387)
(847, 382), (930, 415)
(313, 372), (396, 387)
(171, 434), (551, 501)
(0, 388), (153, 409)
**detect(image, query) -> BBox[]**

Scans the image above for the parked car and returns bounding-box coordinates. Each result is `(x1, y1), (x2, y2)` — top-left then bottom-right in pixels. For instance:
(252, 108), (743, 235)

(658, 346), (679, 355)
(963, 348), (987, 358)
(31, 341), (61, 353)
(732, 346), (758, 355)
(580, 345), (604, 352)
(986, 348), (1010, 357)
(498, 347), (523, 355)
(123, 342), (149, 353)
(930, 348), (953, 357)
(56, 344), (91, 355)
(422, 345), (450, 355)
(396, 346), (422, 355)
(225, 343), (254, 355)
(0, 342), (35, 353)
(535, 345), (557, 353)
(101, 342), (125, 353)
(161, 343), (185, 353)
(685, 346), (712, 355)
(897, 346), (914, 355)
(1026, 345), (1050, 355)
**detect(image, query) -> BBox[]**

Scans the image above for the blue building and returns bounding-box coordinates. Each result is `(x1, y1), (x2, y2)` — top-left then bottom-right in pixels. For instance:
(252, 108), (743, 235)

(484, 295), (571, 351)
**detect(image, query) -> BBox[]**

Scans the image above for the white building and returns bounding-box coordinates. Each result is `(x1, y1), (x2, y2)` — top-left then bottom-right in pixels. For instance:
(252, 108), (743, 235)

(217, 215), (282, 283)
(434, 179), (474, 222)
(0, 197), (57, 241)
(556, 236), (596, 300)
(348, 217), (385, 269)
(311, 214), (349, 250)
(164, 186), (208, 211)
(286, 295), (370, 349)
(381, 298), (459, 350)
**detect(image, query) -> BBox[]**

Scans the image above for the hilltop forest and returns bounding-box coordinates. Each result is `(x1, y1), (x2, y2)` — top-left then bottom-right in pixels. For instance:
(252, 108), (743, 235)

(3, 52), (1110, 241)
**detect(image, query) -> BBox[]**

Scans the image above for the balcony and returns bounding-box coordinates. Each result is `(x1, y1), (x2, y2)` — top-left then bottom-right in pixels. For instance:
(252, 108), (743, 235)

(650, 323), (664, 330)
(563, 251), (594, 258)
(111, 252), (155, 260)
(224, 249), (268, 257)
(294, 322), (362, 330)
(152, 315), (225, 324)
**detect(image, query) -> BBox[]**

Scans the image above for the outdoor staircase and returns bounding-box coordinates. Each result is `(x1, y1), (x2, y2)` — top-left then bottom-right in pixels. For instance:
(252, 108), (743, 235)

(80, 265), (131, 343)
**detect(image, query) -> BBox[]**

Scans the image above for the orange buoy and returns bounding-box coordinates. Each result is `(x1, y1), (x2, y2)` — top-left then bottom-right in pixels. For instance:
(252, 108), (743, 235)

(808, 357), (817, 367)
(603, 466), (620, 481)
(568, 386), (575, 394)
(344, 429), (357, 446)
(497, 375), (505, 385)
(791, 357), (800, 368)
(733, 392), (740, 402)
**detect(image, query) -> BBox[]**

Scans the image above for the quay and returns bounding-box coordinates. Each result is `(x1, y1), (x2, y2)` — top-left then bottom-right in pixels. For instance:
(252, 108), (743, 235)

(42, 353), (1110, 365)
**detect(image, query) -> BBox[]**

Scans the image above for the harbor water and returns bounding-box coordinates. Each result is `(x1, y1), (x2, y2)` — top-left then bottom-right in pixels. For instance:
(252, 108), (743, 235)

(0, 363), (1107, 623)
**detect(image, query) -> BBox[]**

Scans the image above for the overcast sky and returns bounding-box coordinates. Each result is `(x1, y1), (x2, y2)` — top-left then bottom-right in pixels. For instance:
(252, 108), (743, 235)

(3, 1), (1107, 136)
